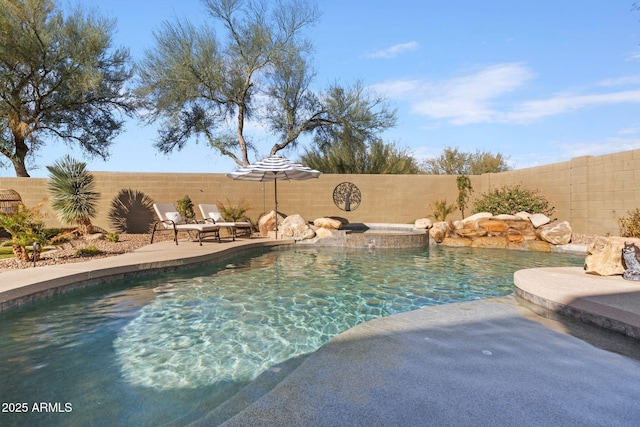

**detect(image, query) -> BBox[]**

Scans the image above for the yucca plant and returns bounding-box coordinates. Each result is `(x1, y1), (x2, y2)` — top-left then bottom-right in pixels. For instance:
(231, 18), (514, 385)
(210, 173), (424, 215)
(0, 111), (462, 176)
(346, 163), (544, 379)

(0, 202), (48, 261)
(47, 156), (100, 235)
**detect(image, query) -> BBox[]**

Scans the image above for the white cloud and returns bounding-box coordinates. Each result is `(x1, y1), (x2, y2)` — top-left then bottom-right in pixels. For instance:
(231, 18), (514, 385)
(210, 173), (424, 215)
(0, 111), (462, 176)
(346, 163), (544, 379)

(598, 75), (640, 87)
(505, 90), (640, 123)
(558, 136), (640, 158)
(373, 63), (534, 125)
(373, 63), (640, 125)
(365, 41), (419, 59)
(626, 50), (640, 62)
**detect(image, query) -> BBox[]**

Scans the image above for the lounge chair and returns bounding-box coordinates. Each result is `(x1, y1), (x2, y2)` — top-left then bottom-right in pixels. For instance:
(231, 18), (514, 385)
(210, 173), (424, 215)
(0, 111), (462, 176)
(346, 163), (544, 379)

(198, 204), (252, 240)
(151, 203), (220, 245)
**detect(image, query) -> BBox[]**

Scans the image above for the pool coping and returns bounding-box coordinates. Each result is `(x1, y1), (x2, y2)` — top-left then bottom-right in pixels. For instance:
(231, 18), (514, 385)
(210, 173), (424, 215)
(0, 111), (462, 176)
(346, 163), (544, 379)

(514, 266), (640, 339)
(0, 237), (292, 312)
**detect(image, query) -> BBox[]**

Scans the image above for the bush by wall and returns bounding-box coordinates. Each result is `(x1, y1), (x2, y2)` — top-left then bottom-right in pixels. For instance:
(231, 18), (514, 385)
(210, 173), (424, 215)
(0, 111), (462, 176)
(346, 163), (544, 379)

(473, 184), (555, 216)
(619, 208), (640, 238)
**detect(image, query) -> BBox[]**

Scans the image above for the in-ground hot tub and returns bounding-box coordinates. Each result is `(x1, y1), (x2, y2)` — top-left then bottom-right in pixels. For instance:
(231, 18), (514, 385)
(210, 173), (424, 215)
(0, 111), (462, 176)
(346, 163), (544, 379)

(304, 223), (430, 249)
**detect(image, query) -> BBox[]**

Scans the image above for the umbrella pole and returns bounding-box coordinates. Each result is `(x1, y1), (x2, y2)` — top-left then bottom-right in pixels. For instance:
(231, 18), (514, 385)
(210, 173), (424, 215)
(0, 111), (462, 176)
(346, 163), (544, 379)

(274, 178), (278, 239)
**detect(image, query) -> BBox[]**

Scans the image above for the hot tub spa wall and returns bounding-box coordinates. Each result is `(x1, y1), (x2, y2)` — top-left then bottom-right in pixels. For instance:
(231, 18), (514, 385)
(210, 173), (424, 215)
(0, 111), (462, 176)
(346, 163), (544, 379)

(1, 150), (639, 237)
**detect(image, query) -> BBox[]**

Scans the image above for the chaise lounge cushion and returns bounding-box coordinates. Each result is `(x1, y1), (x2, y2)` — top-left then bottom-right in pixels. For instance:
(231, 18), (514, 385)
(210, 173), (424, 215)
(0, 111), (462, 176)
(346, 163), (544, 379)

(208, 212), (225, 222)
(165, 211), (183, 224)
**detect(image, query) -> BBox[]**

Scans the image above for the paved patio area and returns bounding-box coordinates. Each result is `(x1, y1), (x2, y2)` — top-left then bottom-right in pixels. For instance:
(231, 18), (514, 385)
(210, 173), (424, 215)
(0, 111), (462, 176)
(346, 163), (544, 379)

(1, 238), (639, 426)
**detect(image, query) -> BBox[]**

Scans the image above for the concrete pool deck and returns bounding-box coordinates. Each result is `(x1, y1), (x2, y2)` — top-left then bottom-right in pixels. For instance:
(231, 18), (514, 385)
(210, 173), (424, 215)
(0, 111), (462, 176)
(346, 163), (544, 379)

(1, 238), (640, 425)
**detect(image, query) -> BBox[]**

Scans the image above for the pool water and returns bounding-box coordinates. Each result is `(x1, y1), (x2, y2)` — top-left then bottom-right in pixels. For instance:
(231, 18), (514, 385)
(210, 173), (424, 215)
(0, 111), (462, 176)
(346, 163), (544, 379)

(0, 246), (584, 426)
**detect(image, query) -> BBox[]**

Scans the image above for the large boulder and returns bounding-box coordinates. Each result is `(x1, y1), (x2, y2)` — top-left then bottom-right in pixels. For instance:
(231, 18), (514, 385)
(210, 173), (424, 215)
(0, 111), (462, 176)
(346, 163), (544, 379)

(414, 218), (433, 229)
(536, 220), (572, 245)
(313, 217), (342, 230)
(280, 214), (315, 241)
(429, 221), (450, 243)
(584, 237), (626, 276)
(258, 210), (285, 236)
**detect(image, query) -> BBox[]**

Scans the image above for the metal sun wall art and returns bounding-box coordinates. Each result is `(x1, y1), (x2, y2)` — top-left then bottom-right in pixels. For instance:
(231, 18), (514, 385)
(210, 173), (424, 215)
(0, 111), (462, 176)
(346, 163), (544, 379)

(333, 182), (361, 211)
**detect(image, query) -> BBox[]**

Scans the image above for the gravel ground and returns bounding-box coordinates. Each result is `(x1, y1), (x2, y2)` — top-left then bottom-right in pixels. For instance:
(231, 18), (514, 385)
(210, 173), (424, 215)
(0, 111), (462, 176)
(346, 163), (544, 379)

(0, 232), (168, 270)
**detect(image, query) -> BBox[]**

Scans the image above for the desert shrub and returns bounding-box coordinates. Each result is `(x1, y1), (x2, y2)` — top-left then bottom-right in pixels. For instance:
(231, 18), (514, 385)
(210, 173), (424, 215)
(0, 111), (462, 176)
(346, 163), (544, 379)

(216, 199), (251, 222)
(106, 232), (120, 242)
(75, 246), (103, 256)
(176, 195), (195, 221)
(430, 199), (456, 221)
(473, 184), (554, 216)
(618, 208), (640, 238)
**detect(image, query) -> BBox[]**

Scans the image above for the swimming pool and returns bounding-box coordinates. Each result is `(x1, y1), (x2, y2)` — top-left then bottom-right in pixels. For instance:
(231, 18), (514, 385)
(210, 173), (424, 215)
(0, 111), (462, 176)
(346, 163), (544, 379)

(0, 246), (584, 426)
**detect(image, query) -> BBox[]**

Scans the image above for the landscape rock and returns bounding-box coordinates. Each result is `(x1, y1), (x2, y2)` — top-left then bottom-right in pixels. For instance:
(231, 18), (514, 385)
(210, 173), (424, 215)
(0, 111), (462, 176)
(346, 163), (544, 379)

(280, 214), (315, 241)
(429, 221), (450, 243)
(493, 214), (522, 221)
(313, 227), (334, 239)
(258, 210), (285, 236)
(584, 237), (626, 276)
(536, 220), (572, 245)
(505, 229), (524, 244)
(463, 212), (493, 222)
(442, 237), (473, 247)
(455, 228), (488, 238)
(471, 236), (507, 249)
(514, 211), (532, 220)
(313, 217), (342, 230)
(414, 218), (433, 229)
(478, 219), (509, 234)
(529, 213), (551, 228)
(522, 240), (552, 252)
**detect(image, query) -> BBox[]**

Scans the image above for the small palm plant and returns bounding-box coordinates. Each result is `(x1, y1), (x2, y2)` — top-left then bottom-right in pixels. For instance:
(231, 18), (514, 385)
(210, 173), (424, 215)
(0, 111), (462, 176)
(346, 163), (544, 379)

(0, 202), (48, 261)
(47, 155), (100, 235)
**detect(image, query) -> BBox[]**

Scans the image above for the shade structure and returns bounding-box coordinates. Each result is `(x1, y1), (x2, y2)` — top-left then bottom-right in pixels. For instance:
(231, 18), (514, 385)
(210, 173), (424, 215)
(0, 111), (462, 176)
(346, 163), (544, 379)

(226, 155), (321, 238)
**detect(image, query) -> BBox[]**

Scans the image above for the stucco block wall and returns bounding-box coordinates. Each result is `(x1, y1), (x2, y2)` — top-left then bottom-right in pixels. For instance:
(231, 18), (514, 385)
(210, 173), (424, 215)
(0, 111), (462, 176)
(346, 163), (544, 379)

(1, 149), (640, 236)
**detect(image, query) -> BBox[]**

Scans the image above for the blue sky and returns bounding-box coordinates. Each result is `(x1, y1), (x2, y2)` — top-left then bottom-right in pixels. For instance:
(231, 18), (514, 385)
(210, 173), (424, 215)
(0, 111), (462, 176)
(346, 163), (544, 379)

(13, 0), (640, 177)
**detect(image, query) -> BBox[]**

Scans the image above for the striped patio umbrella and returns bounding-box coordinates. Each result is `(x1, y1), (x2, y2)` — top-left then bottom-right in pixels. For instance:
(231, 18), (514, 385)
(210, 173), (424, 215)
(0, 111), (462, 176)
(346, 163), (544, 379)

(226, 155), (321, 238)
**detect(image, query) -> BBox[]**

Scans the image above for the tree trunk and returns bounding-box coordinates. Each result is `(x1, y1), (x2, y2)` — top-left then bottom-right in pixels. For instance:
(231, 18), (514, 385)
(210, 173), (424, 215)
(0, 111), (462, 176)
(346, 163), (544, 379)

(12, 245), (30, 262)
(10, 135), (31, 177)
(78, 219), (93, 236)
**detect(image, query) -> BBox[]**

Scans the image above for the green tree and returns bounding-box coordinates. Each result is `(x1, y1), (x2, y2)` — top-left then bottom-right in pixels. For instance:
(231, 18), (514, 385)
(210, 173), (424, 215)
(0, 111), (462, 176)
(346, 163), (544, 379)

(0, 0), (136, 177)
(46, 155), (100, 235)
(137, 0), (396, 166)
(300, 138), (419, 174)
(422, 146), (511, 175)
